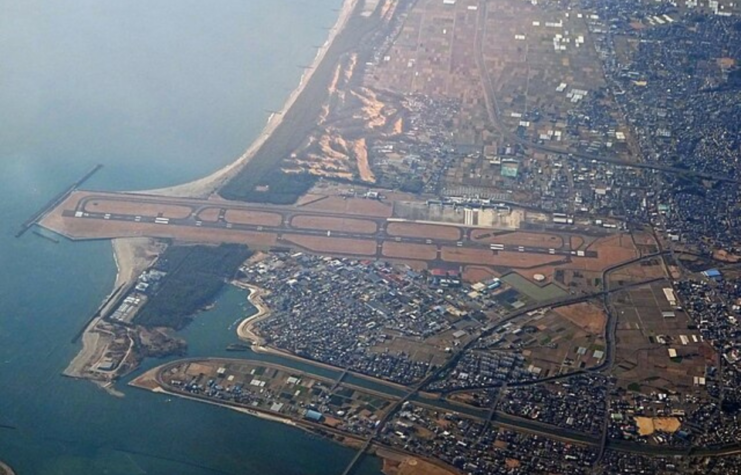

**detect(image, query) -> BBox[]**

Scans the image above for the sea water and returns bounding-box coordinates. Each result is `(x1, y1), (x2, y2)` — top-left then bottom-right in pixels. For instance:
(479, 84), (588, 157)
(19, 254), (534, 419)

(0, 1), (381, 473)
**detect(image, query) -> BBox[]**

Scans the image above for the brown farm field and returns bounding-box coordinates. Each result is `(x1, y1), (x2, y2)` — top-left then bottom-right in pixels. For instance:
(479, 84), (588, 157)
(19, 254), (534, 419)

(610, 284), (710, 391)
(554, 302), (607, 335)
(608, 259), (666, 285)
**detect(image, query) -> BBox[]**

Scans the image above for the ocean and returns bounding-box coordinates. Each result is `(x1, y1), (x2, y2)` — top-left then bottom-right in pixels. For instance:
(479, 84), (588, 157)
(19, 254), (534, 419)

(0, 1), (381, 473)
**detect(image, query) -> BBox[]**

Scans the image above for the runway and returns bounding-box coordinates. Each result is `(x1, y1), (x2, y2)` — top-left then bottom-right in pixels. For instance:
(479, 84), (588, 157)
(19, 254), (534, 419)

(40, 190), (598, 269)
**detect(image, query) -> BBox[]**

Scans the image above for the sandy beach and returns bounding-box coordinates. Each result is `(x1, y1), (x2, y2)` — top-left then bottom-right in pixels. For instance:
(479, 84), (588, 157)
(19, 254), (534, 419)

(234, 282), (271, 345)
(63, 237), (160, 381)
(142, 0), (359, 199)
(65, 0), (360, 390)
(112, 237), (164, 288)
(0, 461), (15, 475)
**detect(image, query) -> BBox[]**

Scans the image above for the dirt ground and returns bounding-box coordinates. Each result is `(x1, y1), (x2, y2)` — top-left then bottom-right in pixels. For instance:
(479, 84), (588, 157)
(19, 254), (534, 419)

(441, 247), (497, 265)
(387, 222), (461, 241)
(462, 265), (500, 283)
(554, 302), (607, 335)
(41, 215), (279, 247)
(291, 215), (377, 234)
(196, 207), (221, 222)
(301, 196), (393, 218)
(570, 235), (585, 250)
(379, 449), (458, 475)
(494, 251), (564, 268)
(443, 248), (562, 267)
(714, 249), (741, 263)
(84, 199), (193, 219)
(608, 259), (666, 284)
(574, 234), (639, 272)
(382, 241), (438, 261)
(284, 235), (377, 256)
(224, 209), (283, 227)
(632, 232), (658, 246)
(294, 193), (329, 207)
(471, 230), (564, 249)
(634, 416), (681, 436)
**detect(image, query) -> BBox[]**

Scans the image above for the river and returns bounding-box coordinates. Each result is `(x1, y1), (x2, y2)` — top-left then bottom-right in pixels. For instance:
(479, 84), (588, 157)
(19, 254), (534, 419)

(0, 1), (381, 474)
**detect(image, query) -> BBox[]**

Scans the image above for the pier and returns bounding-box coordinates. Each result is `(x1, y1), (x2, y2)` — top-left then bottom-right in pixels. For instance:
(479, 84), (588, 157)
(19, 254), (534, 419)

(70, 283), (124, 344)
(16, 164), (102, 238)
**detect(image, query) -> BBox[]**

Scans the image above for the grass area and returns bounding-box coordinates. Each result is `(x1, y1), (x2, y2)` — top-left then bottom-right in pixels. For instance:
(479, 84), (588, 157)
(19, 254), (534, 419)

(500, 273), (568, 301)
(224, 170), (316, 205)
(135, 244), (252, 329)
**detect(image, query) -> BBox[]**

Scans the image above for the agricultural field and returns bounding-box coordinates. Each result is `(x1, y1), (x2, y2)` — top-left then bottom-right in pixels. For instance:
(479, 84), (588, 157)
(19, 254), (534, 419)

(610, 282), (710, 391)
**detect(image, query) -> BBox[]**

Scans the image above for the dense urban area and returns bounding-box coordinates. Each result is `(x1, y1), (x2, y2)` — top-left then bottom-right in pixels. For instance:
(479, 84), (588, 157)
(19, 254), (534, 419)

(30, 0), (741, 473)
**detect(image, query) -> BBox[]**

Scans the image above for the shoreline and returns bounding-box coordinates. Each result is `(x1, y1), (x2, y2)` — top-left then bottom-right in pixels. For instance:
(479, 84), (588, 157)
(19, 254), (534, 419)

(0, 461), (15, 475)
(65, 0), (361, 382)
(129, 359), (460, 475)
(63, 238), (161, 387)
(233, 281), (271, 345)
(140, 0), (359, 199)
(233, 284), (418, 395)
(64, 0), (360, 386)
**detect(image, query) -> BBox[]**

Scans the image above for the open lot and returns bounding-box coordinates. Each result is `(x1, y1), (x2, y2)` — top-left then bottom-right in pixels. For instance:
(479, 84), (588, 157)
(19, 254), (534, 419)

(84, 199), (192, 219)
(607, 258), (666, 286)
(382, 242), (438, 261)
(387, 222), (461, 241)
(196, 207), (221, 222)
(225, 209), (283, 227)
(300, 196), (393, 218)
(462, 265), (500, 283)
(285, 235), (377, 256)
(554, 301), (607, 335)
(573, 234), (639, 272)
(291, 215), (378, 234)
(471, 230), (565, 250)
